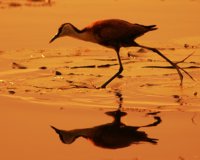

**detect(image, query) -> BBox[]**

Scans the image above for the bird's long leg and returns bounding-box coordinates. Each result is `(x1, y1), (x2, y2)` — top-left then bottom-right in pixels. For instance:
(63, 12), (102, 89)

(101, 48), (123, 88)
(136, 44), (194, 86)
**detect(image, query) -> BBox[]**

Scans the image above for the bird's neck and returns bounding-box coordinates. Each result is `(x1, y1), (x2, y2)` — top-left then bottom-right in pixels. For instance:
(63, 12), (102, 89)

(68, 26), (96, 43)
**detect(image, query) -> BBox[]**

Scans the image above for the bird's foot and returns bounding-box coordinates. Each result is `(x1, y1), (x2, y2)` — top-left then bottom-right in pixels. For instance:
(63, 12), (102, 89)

(175, 52), (194, 65)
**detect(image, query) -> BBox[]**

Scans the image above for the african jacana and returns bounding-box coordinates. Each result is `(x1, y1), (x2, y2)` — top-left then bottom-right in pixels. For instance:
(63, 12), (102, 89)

(50, 19), (193, 88)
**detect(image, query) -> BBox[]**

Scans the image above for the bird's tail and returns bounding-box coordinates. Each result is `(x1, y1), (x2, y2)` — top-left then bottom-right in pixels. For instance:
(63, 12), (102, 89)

(145, 25), (158, 31)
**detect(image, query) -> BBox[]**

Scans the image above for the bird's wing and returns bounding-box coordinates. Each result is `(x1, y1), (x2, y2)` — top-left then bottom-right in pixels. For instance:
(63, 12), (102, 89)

(93, 21), (132, 41)
(92, 20), (149, 42)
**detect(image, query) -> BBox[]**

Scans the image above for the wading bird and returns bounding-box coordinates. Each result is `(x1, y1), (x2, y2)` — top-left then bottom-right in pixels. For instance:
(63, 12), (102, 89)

(50, 19), (193, 88)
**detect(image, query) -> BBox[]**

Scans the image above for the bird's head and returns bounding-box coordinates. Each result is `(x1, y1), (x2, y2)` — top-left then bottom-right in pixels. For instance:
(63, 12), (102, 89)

(49, 23), (76, 43)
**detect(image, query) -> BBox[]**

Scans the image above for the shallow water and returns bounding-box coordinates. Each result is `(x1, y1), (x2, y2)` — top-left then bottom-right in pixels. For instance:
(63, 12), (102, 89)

(1, 95), (200, 160)
(0, 48), (200, 111)
(1, 48), (200, 159)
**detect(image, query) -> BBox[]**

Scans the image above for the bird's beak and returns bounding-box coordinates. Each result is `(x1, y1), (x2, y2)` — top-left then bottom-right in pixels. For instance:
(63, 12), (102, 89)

(49, 34), (59, 43)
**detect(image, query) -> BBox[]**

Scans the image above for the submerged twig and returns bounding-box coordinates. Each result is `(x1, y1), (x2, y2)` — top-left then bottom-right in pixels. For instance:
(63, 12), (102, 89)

(12, 62), (27, 69)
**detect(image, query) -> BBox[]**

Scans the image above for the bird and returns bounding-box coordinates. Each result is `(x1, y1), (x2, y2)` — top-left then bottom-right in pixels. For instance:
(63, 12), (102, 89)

(49, 19), (193, 88)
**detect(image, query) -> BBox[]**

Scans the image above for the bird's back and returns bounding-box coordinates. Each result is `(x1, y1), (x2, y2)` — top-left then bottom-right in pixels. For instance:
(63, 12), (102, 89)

(86, 19), (157, 48)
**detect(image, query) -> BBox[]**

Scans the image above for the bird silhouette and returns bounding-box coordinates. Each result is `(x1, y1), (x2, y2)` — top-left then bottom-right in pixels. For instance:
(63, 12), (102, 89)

(51, 89), (161, 149)
(51, 109), (161, 149)
(50, 19), (193, 88)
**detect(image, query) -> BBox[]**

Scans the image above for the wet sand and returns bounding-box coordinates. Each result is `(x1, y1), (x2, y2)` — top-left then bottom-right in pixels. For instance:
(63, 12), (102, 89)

(1, 0), (200, 160)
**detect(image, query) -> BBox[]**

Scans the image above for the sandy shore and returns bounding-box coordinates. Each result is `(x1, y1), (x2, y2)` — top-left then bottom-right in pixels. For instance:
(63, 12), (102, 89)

(1, 0), (200, 160)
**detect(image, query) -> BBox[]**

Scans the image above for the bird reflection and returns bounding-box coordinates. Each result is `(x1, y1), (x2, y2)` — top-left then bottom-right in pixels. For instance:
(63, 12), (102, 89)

(51, 90), (161, 149)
